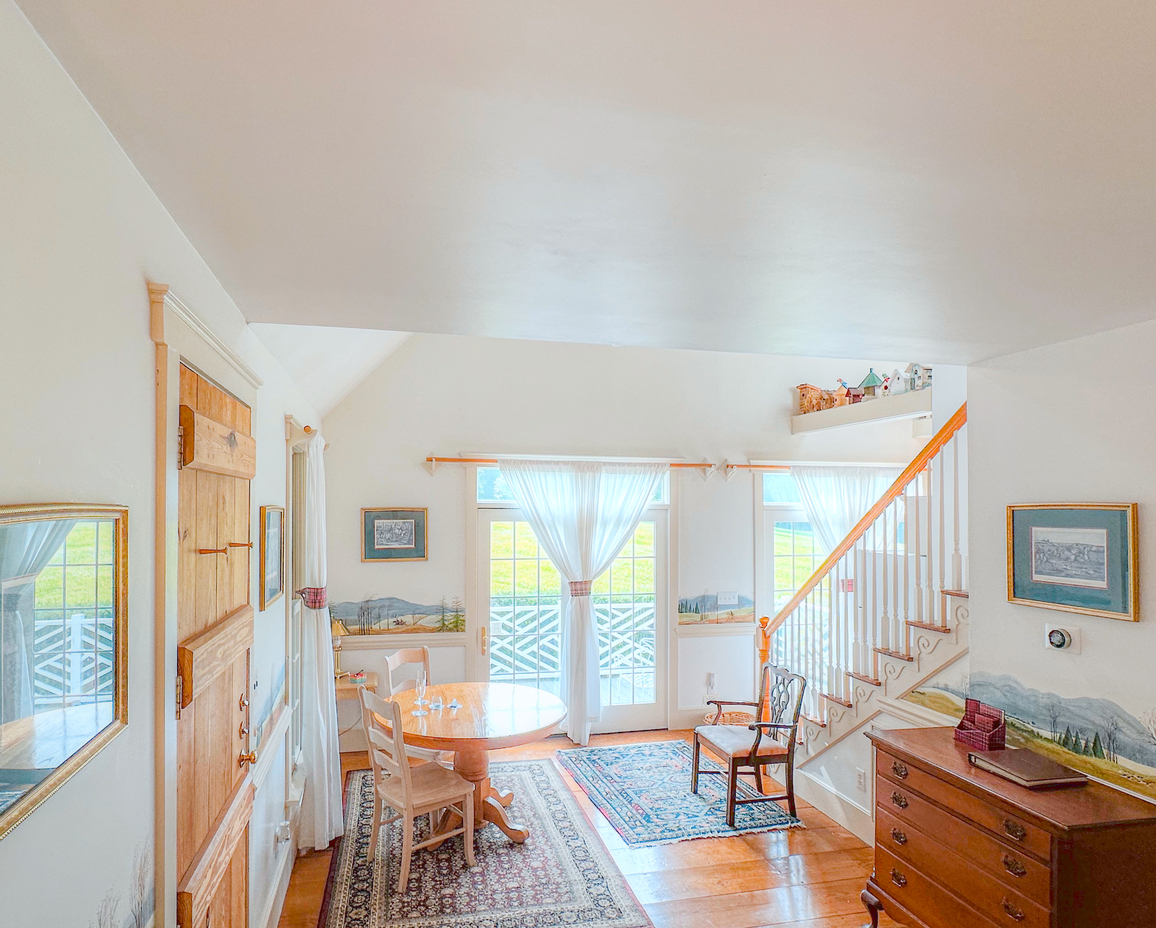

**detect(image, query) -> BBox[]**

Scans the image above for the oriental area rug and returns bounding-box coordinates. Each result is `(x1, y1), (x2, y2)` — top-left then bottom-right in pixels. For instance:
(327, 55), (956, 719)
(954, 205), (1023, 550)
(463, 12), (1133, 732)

(320, 762), (652, 928)
(555, 739), (802, 847)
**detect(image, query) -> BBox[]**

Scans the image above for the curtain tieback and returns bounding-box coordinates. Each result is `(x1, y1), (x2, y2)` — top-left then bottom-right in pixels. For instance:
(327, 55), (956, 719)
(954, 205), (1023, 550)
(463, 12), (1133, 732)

(569, 580), (593, 597)
(298, 586), (328, 609)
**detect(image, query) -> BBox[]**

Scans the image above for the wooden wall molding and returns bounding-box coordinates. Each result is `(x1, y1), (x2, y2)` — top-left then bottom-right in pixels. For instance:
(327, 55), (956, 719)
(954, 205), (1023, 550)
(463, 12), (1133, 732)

(149, 283), (263, 389)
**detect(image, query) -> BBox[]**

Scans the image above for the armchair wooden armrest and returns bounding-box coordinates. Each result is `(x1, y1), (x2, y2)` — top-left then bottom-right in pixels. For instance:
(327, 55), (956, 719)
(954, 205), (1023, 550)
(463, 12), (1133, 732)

(705, 699), (759, 725)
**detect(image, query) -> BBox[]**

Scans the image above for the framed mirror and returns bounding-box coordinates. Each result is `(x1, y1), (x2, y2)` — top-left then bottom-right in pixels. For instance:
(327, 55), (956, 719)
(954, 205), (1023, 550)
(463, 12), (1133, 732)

(0, 504), (128, 841)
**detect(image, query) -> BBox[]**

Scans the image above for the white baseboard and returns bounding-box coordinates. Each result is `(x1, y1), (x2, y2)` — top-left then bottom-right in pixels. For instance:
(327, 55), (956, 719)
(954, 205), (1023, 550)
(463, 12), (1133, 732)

(795, 768), (874, 846)
(258, 839), (296, 928)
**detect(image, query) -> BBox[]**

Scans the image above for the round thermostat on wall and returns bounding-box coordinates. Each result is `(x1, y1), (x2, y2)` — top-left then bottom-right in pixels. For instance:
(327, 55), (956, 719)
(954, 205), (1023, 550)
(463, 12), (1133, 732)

(1047, 628), (1073, 649)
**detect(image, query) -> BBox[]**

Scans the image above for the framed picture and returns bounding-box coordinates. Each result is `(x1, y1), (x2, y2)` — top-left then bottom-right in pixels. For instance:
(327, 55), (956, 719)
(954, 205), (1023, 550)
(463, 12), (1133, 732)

(362, 507), (428, 562)
(260, 505), (285, 609)
(1007, 503), (1138, 622)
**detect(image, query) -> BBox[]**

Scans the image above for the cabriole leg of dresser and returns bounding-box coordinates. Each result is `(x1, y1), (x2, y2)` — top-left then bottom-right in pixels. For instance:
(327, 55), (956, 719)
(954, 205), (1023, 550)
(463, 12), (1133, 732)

(861, 887), (882, 928)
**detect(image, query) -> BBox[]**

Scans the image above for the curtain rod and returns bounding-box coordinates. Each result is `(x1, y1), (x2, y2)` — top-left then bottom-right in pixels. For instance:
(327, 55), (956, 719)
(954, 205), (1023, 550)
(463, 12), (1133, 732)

(423, 454), (789, 477)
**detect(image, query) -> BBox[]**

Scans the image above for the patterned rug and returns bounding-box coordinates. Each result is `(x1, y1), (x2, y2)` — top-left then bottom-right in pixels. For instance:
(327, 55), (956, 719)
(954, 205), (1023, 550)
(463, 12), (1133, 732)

(555, 739), (802, 846)
(320, 762), (652, 928)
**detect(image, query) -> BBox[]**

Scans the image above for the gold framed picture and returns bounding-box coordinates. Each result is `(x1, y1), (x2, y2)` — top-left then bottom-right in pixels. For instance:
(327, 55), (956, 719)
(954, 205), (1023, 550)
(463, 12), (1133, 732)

(260, 505), (285, 610)
(1007, 503), (1138, 622)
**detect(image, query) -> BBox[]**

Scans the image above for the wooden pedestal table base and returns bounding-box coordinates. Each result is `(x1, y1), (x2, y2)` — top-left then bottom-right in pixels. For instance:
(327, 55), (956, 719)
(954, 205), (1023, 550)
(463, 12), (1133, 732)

(378, 682), (567, 847)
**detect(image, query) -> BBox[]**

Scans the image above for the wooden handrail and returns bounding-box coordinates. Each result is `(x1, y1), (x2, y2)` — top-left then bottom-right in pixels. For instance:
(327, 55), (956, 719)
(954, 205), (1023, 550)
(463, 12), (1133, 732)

(765, 402), (968, 639)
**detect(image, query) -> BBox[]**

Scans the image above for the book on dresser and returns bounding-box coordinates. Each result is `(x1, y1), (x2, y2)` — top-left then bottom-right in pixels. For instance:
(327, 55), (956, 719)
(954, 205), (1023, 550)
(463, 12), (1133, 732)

(967, 748), (1089, 790)
(862, 727), (1156, 928)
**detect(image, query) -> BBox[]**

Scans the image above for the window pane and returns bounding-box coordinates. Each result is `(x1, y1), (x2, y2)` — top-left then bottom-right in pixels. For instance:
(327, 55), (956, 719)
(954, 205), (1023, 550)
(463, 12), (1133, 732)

(763, 472), (802, 504)
(514, 558), (539, 595)
(490, 521), (514, 558)
(36, 567), (64, 608)
(514, 522), (539, 559)
(774, 521), (793, 556)
(66, 522), (97, 564)
(65, 565), (96, 608)
(792, 522), (815, 555)
(490, 560), (513, 596)
(477, 467), (517, 502)
(97, 521), (114, 564)
(634, 521), (655, 557)
(634, 558), (655, 593)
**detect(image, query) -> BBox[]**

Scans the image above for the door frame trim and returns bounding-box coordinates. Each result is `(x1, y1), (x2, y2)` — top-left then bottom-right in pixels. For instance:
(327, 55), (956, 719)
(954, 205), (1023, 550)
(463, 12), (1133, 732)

(150, 283), (260, 928)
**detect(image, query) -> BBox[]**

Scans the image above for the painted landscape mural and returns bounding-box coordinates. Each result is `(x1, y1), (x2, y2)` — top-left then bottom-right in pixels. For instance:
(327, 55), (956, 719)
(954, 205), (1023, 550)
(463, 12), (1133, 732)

(906, 669), (1156, 802)
(329, 596), (465, 634)
(678, 593), (755, 625)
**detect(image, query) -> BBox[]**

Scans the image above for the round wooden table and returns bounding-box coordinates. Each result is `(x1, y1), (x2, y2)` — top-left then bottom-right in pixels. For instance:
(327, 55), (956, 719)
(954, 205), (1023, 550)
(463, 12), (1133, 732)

(381, 682), (566, 844)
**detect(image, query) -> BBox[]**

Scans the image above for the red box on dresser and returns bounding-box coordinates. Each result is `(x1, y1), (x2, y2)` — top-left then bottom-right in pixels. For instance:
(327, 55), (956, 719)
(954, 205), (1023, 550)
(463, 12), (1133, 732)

(863, 727), (1156, 928)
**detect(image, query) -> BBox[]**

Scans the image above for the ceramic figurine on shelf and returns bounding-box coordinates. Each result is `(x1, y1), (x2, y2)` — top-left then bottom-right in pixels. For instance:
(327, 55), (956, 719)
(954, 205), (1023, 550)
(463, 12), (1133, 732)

(858, 368), (883, 399)
(887, 368), (907, 395)
(834, 381), (852, 406)
(904, 363), (933, 391)
(796, 382), (837, 415)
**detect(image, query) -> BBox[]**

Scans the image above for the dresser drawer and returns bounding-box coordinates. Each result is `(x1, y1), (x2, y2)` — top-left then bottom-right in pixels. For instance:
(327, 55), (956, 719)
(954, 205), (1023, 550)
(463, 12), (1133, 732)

(877, 749), (1053, 862)
(876, 778), (1051, 905)
(875, 846), (1001, 928)
(877, 807), (1050, 928)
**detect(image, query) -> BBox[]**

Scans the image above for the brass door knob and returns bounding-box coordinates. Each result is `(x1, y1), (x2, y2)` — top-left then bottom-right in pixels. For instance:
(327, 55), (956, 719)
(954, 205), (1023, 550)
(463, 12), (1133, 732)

(238, 750), (258, 768)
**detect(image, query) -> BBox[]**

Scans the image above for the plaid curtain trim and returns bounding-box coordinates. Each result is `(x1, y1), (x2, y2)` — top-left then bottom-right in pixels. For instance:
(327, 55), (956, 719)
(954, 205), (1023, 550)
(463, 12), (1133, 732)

(299, 586), (328, 609)
(568, 580), (592, 597)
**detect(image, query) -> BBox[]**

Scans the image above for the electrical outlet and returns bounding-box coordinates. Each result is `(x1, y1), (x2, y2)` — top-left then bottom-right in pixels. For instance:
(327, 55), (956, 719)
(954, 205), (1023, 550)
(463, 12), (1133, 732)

(855, 768), (867, 792)
(706, 672), (716, 692)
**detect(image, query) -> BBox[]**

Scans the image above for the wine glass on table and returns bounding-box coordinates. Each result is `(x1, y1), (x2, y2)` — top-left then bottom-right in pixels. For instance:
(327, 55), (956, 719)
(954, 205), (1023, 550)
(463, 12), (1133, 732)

(412, 669), (429, 716)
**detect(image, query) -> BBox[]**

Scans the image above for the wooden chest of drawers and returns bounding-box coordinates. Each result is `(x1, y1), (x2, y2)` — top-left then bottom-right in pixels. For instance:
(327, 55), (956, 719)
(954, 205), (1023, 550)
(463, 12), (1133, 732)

(863, 727), (1156, 928)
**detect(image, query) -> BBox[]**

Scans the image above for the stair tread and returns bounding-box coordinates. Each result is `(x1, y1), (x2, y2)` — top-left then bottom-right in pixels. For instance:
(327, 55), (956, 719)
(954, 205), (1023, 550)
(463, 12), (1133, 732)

(847, 672), (882, 686)
(906, 620), (952, 633)
(873, 647), (914, 662)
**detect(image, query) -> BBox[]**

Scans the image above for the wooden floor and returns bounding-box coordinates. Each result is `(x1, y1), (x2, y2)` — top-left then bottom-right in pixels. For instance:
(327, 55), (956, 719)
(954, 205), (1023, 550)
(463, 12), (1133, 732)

(278, 730), (900, 928)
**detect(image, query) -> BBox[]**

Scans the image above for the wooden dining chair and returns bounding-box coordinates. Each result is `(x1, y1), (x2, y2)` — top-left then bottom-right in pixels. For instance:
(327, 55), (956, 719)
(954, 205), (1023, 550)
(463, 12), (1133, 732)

(691, 661), (807, 826)
(383, 647), (452, 766)
(359, 687), (477, 892)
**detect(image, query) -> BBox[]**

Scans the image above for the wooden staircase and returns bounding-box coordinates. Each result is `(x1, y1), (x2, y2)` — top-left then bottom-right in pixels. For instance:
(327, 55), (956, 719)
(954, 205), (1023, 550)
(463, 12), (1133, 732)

(757, 403), (970, 758)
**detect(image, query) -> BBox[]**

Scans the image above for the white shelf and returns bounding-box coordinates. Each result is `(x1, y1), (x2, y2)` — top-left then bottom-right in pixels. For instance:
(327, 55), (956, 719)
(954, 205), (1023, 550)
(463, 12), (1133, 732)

(790, 388), (932, 434)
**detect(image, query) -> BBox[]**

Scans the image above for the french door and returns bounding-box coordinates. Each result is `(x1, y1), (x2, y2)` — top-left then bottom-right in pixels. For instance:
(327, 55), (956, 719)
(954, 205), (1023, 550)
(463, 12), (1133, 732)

(475, 509), (668, 733)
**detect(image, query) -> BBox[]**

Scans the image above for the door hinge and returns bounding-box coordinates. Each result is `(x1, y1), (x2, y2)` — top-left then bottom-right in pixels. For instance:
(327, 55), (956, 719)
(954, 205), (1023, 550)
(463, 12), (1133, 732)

(176, 424), (185, 469)
(175, 673), (184, 720)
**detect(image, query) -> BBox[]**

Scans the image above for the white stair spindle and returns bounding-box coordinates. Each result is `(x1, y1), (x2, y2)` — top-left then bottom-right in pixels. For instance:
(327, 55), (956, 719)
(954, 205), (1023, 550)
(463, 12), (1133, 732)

(925, 465), (935, 625)
(880, 509), (889, 652)
(938, 452), (946, 624)
(913, 481), (923, 623)
(952, 432), (963, 590)
(903, 485), (910, 627)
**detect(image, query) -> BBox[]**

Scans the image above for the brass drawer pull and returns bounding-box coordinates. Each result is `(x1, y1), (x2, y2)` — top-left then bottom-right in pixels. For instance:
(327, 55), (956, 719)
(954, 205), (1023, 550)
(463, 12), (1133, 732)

(891, 761), (909, 779)
(1002, 854), (1027, 878)
(1001, 898), (1026, 922)
(891, 791), (909, 810)
(1003, 819), (1027, 842)
(890, 868), (907, 888)
(890, 827), (908, 846)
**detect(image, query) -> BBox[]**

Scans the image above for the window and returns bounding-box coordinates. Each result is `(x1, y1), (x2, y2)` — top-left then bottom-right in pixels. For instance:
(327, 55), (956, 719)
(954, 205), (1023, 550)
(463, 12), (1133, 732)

(32, 521), (116, 710)
(762, 473), (819, 613)
(483, 518), (659, 707)
(478, 466), (668, 505)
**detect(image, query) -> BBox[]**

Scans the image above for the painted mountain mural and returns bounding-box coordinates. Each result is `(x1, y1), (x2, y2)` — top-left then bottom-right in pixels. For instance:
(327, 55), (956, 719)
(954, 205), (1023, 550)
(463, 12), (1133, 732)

(905, 670), (1156, 802)
(329, 596), (465, 634)
(677, 593), (755, 625)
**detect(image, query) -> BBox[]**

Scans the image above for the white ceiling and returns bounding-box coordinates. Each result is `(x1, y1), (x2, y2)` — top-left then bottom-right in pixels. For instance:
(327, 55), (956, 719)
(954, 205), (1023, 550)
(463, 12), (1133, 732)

(18, 1), (1156, 363)
(250, 324), (409, 417)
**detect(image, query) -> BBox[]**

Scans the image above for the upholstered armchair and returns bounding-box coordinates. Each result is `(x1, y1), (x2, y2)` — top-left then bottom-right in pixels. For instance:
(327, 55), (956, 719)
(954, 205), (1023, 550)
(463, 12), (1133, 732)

(691, 661), (806, 825)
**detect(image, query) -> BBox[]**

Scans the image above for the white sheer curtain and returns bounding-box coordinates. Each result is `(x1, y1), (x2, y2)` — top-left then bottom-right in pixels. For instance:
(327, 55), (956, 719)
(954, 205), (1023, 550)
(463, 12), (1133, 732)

(297, 432), (343, 850)
(0, 520), (75, 723)
(789, 465), (902, 554)
(498, 460), (665, 745)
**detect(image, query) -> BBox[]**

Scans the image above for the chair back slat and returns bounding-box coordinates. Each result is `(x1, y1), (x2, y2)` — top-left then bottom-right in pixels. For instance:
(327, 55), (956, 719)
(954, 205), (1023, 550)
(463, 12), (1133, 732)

(359, 686), (413, 798)
(755, 661), (806, 748)
(385, 647), (431, 697)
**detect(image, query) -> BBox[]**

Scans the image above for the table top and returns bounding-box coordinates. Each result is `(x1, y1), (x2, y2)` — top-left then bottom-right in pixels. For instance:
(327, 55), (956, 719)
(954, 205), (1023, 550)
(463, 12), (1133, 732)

(335, 672), (379, 700)
(384, 682), (566, 752)
(0, 702), (114, 771)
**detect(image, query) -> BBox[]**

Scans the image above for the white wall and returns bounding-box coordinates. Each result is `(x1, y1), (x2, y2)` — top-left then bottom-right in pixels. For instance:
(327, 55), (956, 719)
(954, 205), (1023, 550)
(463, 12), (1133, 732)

(0, 3), (316, 924)
(323, 332), (963, 721)
(968, 320), (1156, 720)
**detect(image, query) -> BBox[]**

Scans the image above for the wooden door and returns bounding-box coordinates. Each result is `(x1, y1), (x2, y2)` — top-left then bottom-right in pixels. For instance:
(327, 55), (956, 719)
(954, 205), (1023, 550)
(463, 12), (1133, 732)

(176, 364), (257, 928)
